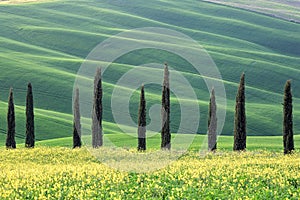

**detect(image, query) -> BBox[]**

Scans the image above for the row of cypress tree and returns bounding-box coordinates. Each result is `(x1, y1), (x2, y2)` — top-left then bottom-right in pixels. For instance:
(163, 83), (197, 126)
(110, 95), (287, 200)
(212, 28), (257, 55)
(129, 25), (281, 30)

(4, 68), (295, 154)
(46, 70), (298, 156)
(134, 71), (295, 154)
(136, 64), (171, 151)
(72, 68), (103, 148)
(5, 83), (35, 149)
(72, 65), (171, 151)
(73, 67), (104, 149)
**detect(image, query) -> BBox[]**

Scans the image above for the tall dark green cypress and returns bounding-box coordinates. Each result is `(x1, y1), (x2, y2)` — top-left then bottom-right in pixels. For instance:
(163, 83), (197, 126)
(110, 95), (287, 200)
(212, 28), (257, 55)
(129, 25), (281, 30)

(283, 80), (294, 154)
(233, 73), (246, 151)
(208, 87), (217, 151)
(73, 87), (82, 148)
(25, 83), (35, 148)
(137, 85), (146, 151)
(6, 88), (16, 149)
(92, 68), (103, 148)
(161, 63), (171, 150)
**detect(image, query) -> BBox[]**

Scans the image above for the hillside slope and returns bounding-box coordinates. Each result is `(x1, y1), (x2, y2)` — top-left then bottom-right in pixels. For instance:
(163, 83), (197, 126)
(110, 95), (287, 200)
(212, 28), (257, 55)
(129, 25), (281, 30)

(204, 0), (300, 23)
(0, 0), (300, 142)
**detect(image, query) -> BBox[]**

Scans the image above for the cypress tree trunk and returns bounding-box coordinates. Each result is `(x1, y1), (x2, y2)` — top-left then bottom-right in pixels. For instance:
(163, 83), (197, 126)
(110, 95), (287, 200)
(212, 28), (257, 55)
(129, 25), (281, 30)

(137, 85), (146, 151)
(208, 88), (217, 151)
(161, 63), (171, 150)
(283, 80), (294, 154)
(73, 88), (82, 148)
(233, 73), (246, 151)
(92, 68), (103, 148)
(6, 88), (16, 149)
(25, 83), (35, 148)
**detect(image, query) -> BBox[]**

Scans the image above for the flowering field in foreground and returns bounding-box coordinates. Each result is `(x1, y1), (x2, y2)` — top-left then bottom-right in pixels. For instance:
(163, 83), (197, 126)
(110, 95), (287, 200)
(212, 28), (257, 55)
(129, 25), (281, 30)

(0, 147), (299, 199)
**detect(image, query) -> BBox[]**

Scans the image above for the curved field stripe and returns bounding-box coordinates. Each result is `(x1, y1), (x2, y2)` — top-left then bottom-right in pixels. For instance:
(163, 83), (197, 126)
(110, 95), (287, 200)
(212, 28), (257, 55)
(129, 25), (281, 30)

(0, 36), (80, 58)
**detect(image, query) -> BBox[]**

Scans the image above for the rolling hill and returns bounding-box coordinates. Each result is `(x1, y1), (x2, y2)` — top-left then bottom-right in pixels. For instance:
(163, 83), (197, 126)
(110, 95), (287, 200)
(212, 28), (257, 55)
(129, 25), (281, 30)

(0, 0), (300, 145)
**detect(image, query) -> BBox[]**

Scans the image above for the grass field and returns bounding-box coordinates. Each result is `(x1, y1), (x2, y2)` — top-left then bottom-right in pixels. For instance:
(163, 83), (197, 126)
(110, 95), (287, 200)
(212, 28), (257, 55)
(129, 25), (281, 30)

(0, 0), (300, 143)
(0, 147), (299, 199)
(8, 134), (297, 153)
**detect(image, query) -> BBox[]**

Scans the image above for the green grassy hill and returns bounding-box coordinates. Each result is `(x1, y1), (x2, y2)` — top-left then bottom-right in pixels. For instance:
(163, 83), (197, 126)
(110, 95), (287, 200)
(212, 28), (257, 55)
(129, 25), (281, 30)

(0, 0), (300, 144)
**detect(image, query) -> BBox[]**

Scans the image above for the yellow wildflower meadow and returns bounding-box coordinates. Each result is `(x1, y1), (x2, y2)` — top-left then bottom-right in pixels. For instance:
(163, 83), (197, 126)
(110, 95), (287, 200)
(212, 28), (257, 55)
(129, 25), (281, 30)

(0, 147), (299, 199)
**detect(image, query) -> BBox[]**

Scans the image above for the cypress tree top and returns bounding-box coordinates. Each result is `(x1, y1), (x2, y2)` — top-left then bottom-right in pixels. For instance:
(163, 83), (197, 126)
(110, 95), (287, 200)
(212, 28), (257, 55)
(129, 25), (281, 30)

(163, 63), (169, 90)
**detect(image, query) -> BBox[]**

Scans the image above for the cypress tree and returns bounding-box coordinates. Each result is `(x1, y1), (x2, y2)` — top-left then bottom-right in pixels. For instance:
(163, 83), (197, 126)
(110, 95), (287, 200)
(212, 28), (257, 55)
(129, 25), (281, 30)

(6, 88), (16, 149)
(73, 87), (82, 148)
(208, 87), (217, 151)
(283, 80), (294, 154)
(25, 83), (35, 148)
(137, 85), (146, 151)
(233, 73), (246, 151)
(92, 68), (103, 148)
(161, 63), (171, 150)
